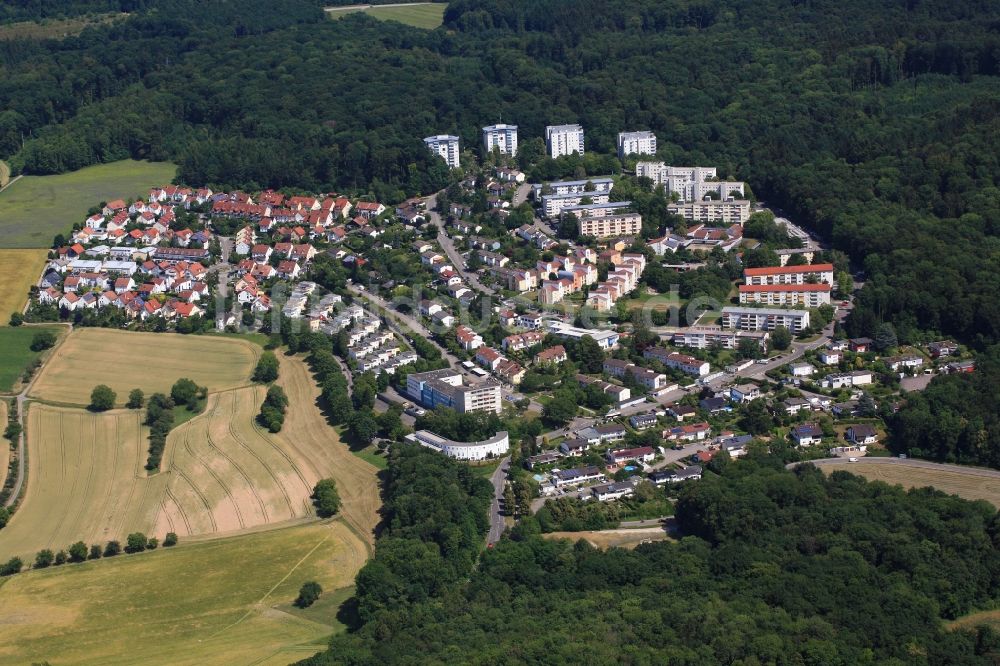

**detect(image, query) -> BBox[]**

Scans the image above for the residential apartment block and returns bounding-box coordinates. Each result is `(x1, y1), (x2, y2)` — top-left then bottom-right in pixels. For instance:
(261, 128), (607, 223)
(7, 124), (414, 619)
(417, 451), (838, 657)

(482, 123), (518, 155)
(406, 429), (509, 461)
(406, 368), (502, 414)
(635, 164), (745, 201)
(743, 263), (835, 286)
(547, 321), (619, 349)
(671, 326), (769, 350)
(617, 131), (656, 159)
(603, 359), (668, 390)
(545, 124), (585, 158)
(540, 190), (611, 218)
(666, 199), (751, 225)
(738, 283), (832, 307)
(585, 252), (646, 312)
(720, 306), (811, 333)
(566, 203), (642, 239)
(643, 347), (710, 376)
(423, 134), (460, 169)
(532, 176), (614, 198)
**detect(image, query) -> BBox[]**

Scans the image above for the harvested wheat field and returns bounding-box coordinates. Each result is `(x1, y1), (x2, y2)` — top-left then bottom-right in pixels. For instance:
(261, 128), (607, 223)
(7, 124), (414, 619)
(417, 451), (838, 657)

(0, 404), (168, 560)
(152, 385), (316, 537)
(0, 248), (49, 321)
(0, 520), (363, 666)
(542, 527), (673, 550)
(820, 460), (1000, 508)
(1, 356), (380, 559)
(30, 328), (259, 406)
(274, 354), (381, 545)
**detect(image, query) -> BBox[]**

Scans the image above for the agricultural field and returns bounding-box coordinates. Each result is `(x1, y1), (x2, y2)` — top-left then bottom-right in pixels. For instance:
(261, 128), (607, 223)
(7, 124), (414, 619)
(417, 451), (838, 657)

(0, 160), (176, 248)
(0, 405), (164, 560)
(2, 352), (381, 560)
(0, 324), (65, 393)
(821, 460), (1000, 508)
(0, 248), (49, 321)
(326, 2), (445, 29)
(0, 160), (9, 188)
(542, 527), (673, 550)
(30, 328), (259, 406)
(274, 354), (380, 544)
(0, 521), (362, 666)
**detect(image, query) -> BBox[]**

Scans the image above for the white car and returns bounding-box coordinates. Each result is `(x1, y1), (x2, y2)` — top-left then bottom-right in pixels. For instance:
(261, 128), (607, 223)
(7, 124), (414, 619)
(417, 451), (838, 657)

(848, 457), (858, 463)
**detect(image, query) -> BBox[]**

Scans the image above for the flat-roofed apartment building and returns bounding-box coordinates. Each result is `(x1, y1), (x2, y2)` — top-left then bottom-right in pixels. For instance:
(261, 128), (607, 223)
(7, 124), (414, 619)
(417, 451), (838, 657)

(617, 131), (657, 158)
(720, 306), (811, 333)
(738, 283), (831, 307)
(635, 163), (745, 201)
(406, 368), (502, 414)
(560, 202), (641, 238)
(546, 124), (585, 158)
(743, 263), (835, 286)
(671, 326), (769, 350)
(666, 199), (751, 225)
(423, 134), (460, 169)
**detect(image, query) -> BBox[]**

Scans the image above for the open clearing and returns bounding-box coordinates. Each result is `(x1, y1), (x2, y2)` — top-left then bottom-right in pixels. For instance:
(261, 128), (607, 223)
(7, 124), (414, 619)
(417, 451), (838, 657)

(542, 527), (672, 550)
(0, 521), (362, 666)
(0, 13), (123, 41)
(326, 3), (445, 29)
(0, 160), (176, 248)
(0, 324), (65, 394)
(0, 248), (49, 321)
(820, 460), (1000, 508)
(30, 328), (259, 406)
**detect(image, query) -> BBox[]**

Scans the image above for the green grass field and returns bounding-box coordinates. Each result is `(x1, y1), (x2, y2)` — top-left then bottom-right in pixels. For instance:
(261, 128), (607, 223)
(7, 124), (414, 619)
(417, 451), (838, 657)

(326, 3), (446, 29)
(0, 520), (362, 665)
(0, 325), (65, 393)
(0, 14), (122, 41)
(0, 160), (176, 249)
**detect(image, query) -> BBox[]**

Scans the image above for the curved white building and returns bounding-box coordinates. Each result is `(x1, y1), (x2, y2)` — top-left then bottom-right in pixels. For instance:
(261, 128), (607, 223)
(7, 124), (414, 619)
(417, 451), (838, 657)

(406, 429), (509, 461)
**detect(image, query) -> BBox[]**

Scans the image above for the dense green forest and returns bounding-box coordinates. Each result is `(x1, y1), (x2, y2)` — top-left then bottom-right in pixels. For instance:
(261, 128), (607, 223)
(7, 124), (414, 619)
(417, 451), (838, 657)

(2, 0), (1000, 349)
(302, 450), (1000, 664)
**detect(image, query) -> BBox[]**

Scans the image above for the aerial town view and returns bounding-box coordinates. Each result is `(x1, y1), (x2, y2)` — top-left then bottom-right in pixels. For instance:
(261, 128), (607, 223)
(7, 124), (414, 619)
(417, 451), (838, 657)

(0, 1), (998, 664)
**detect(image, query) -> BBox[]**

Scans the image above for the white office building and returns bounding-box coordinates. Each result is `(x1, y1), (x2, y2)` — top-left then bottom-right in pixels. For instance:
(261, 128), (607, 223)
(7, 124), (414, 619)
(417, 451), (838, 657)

(482, 123), (518, 156)
(546, 124), (585, 158)
(406, 430), (510, 461)
(423, 135), (460, 169)
(617, 131), (656, 159)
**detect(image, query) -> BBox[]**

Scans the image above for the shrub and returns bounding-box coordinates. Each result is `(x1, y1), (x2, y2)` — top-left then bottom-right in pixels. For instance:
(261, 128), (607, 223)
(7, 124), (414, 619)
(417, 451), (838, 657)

(30, 330), (56, 351)
(125, 532), (148, 554)
(126, 388), (145, 409)
(104, 540), (121, 557)
(89, 384), (116, 411)
(54, 550), (67, 565)
(68, 541), (88, 563)
(88, 544), (102, 560)
(8, 313), (23, 327)
(252, 351), (279, 383)
(295, 581), (323, 608)
(163, 532), (178, 547)
(0, 557), (22, 576)
(311, 478), (341, 518)
(35, 549), (54, 568)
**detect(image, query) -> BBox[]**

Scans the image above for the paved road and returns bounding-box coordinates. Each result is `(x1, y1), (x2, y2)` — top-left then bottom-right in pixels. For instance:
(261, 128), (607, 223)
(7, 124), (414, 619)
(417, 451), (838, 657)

(787, 457), (1000, 480)
(512, 183), (532, 207)
(3, 322), (74, 509)
(424, 192), (496, 295)
(487, 457), (511, 545)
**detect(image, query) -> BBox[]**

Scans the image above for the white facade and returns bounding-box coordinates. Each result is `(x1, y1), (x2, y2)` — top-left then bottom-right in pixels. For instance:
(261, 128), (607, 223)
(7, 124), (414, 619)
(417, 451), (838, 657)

(423, 134), (460, 169)
(617, 131), (657, 159)
(546, 124), (585, 158)
(667, 199), (751, 225)
(540, 191), (611, 218)
(721, 306), (810, 333)
(482, 124), (518, 156)
(407, 430), (509, 461)
(636, 163), (745, 202)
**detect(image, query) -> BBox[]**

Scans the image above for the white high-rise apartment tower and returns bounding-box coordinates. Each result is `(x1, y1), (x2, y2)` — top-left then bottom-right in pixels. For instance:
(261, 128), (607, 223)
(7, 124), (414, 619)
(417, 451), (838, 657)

(423, 135), (461, 169)
(482, 124), (518, 156)
(545, 124), (585, 158)
(617, 131), (657, 159)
